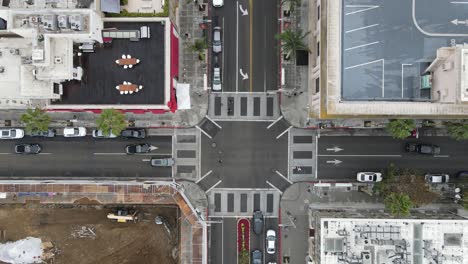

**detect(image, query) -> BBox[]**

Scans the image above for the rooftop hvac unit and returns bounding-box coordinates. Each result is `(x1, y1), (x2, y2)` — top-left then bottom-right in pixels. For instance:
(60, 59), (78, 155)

(42, 15), (57, 31)
(361, 251), (371, 264)
(69, 14), (83, 31)
(57, 15), (69, 29)
(29, 16), (40, 25)
(54, 56), (63, 64)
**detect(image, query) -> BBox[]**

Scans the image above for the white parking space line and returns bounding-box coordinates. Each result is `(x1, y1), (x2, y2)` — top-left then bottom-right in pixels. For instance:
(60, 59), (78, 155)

(205, 115), (222, 129)
(267, 115), (283, 129)
(345, 24), (379, 34)
(401, 64), (413, 98)
(344, 58), (383, 70)
(196, 125), (212, 139)
(345, 41), (379, 51)
(206, 180), (222, 193)
(345, 5), (379, 15)
(275, 170), (292, 184)
(276, 126), (292, 140)
(344, 59), (385, 98)
(266, 180), (282, 194)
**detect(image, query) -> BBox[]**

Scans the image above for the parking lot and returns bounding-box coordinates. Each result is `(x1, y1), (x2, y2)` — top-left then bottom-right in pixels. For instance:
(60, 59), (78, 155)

(56, 22), (166, 105)
(341, 0), (468, 100)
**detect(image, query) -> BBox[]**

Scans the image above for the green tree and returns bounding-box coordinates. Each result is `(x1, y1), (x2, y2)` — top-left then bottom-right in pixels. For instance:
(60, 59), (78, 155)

(188, 38), (208, 61)
(20, 108), (51, 134)
(384, 193), (413, 216)
(96, 109), (127, 136)
(275, 29), (310, 59)
(386, 119), (415, 139)
(446, 121), (468, 141)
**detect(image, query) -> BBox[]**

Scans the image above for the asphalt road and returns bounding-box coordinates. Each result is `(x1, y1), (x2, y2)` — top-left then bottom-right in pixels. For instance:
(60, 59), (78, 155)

(209, 217), (279, 264)
(0, 136), (173, 178)
(317, 136), (468, 180)
(199, 121), (289, 190)
(211, 0), (279, 92)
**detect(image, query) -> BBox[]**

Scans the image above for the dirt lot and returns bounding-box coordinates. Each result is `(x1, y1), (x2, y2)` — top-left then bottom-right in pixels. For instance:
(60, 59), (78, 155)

(0, 203), (179, 264)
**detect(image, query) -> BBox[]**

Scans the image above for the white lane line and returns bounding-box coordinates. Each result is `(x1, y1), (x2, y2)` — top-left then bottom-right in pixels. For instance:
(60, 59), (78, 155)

(345, 41), (379, 51)
(0, 153), (10, 155)
(345, 5), (379, 15)
(267, 115), (284, 129)
(222, 16), (225, 92)
(38, 153), (52, 155)
(401, 64), (413, 98)
(451, 1), (468, 3)
(196, 125), (212, 139)
(208, 215), (278, 219)
(344, 58), (383, 70)
(314, 135), (318, 178)
(382, 59), (385, 98)
(275, 170), (292, 184)
(93, 153), (171, 156)
(196, 170), (213, 184)
(434, 155), (450, 158)
(205, 115), (222, 129)
(266, 180), (282, 194)
(317, 154), (402, 157)
(345, 24), (379, 34)
(236, 1), (239, 93)
(276, 126), (292, 140)
(206, 180), (222, 193)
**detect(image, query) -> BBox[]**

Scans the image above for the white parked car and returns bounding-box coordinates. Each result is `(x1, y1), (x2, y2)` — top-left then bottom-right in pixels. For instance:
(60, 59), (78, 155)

(425, 173), (449, 183)
(266, 229), (276, 254)
(0, 128), (24, 139)
(63, 127), (86, 137)
(356, 172), (382, 182)
(213, 27), (222, 53)
(213, 67), (222, 91)
(212, 0), (223, 7)
(92, 129), (117, 138)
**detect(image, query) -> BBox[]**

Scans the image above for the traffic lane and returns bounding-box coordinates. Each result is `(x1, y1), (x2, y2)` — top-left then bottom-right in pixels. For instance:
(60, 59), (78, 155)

(209, 218), (223, 264)
(0, 152), (172, 178)
(237, 0), (250, 92)
(211, 3), (233, 92)
(318, 136), (468, 156)
(222, 218), (237, 264)
(317, 155), (468, 180)
(264, 217), (279, 263)
(252, 0), (278, 92)
(250, 220), (264, 263)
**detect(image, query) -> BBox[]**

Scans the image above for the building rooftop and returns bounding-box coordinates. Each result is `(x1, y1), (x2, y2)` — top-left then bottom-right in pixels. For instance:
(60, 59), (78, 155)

(319, 218), (468, 264)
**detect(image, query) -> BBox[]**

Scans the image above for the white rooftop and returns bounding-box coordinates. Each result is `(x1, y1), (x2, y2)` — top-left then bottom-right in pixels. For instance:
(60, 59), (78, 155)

(320, 218), (468, 264)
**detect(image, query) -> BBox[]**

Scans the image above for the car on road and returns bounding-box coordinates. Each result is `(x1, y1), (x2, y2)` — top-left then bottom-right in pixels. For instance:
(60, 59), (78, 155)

(251, 249), (262, 264)
(266, 229), (276, 254)
(121, 129), (146, 139)
(213, 67), (222, 91)
(253, 210), (263, 235)
(0, 128), (24, 139)
(425, 173), (449, 183)
(405, 143), (440, 155)
(63, 127), (86, 137)
(125, 143), (152, 154)
(212, 0), (223, 7)
(30, 129), (56, 138)
(356, 172), (383, 182)
(92, 129), (118, 138)
(213, 26), (222, 53)
(14, 143), (41, 154)
(150, 158), (175, 167)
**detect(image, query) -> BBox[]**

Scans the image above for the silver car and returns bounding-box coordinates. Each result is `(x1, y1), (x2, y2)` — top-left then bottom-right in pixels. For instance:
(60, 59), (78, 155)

(213, 67), (222, 91)
(150, 158), (175, 167)
(213, 27), (222, 53)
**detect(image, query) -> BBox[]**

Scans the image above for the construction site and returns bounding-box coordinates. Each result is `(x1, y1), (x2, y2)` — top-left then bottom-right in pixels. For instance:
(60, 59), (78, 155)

(0, 181), (207, 264)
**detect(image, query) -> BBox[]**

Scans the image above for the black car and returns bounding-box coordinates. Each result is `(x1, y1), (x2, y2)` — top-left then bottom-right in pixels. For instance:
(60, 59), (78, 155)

(30, 129), (56, 138)
(15, 143), (42, 154)
(253, 211), (263, 235)
(456, 171), (468, 178)
(125, 143), (151, 154)
(121, 129), (146, 139)
(405, 143), (440, 155)
(251, 249), (262, 264)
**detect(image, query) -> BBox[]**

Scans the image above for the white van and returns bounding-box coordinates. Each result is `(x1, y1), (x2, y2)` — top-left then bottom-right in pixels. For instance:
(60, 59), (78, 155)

(140, 26), (150, 39)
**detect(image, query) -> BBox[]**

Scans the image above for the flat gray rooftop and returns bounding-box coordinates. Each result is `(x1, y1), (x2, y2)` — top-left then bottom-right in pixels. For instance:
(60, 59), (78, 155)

(341, 0), (468, 101)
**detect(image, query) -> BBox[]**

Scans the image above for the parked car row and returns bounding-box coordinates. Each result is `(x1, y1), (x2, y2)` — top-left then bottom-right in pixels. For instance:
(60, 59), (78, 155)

(251, 211), (277, 264)
(356, 171), (468, 184)
(0, 128), (147, 139)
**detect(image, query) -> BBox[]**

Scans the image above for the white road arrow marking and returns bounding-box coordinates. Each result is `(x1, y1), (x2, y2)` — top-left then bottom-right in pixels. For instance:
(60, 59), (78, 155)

(239, 68), (249, 80)
(239, 4), (248, 16)
(149, 146), (159, 151)
(326, 146), (343, 153)
(451, 19), (467, 25)
(326, 159), (342, 165)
